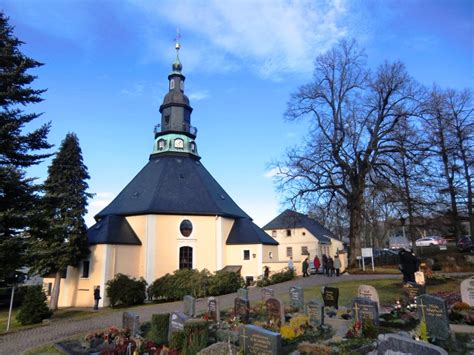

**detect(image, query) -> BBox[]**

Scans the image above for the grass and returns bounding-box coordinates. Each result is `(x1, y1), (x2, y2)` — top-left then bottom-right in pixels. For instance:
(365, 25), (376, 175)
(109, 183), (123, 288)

(347, 267), (400, 274)
(24, 343), (64, 354)
(278, 277), (463, 308)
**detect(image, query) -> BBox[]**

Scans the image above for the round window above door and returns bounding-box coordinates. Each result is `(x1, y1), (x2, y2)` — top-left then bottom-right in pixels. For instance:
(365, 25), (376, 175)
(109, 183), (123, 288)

(180, 219), (193, 237)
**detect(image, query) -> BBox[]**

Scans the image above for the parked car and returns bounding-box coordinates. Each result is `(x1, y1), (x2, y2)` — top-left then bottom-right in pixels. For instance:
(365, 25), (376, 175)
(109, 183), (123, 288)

(308, 261), (318, 274)
(457, 236), (474, 252)
(415, 236), (447, 247)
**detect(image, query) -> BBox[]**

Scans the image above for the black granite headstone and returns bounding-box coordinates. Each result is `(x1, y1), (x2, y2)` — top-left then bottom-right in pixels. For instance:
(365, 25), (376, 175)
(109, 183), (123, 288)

(417, 294), (449, 340)
(168, 311), (189, 341)
(239, 324), (281, 355)
(321, 286), (339, 309)
(403, 282), (426, 304)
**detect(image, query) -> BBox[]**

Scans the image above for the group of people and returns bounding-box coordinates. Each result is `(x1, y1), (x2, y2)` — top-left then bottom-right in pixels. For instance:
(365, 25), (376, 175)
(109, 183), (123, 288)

(292, 254), (341, 277)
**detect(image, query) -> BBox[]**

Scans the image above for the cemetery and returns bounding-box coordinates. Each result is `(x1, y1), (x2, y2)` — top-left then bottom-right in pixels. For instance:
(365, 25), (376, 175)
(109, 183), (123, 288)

(45, 275), (474, 354)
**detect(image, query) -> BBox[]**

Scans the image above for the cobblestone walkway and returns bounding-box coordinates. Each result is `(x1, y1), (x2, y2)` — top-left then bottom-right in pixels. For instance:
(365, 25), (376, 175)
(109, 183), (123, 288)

(0, 273), (402, 354)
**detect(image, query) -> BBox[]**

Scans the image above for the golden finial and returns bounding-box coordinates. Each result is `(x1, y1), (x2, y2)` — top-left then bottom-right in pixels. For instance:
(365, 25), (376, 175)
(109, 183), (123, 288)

(175, 28), (181, 51)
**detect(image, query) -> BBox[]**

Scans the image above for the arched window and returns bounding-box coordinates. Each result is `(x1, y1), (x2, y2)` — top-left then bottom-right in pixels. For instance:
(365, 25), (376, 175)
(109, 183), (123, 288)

(157, 139), (165, 150)
(170, 79), (175, 90)
(179, 246), (193, 270)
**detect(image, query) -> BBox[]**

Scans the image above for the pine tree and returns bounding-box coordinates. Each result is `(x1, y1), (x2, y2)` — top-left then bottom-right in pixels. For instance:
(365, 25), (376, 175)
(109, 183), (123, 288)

(31, 133), (91, 310)
(16, 285), (52, 325)
(0, 12), (51, 280)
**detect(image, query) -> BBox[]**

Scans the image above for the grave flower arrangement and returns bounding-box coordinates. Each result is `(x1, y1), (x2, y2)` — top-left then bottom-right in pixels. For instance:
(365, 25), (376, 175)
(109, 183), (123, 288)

(449, 301), (474, 325)
(379, 300), (418, 330)
(83, 326), (138, 353)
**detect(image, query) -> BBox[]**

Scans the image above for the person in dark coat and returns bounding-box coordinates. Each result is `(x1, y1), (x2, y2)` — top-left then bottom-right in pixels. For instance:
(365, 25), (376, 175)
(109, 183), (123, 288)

(405, 250), (419, 283)
(264, 266), (270, 280)
(327, 257), (334, 277)
(398, 248), (409, 282)
(302, 258), (309, 277)
(93, 285), (101, 310)
(322, 254), (328, 276)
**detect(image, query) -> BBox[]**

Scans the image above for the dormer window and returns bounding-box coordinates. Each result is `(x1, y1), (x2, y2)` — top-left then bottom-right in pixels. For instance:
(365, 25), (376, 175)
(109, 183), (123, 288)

(190, 142), (196, 152)
(174, 139), (184, 149)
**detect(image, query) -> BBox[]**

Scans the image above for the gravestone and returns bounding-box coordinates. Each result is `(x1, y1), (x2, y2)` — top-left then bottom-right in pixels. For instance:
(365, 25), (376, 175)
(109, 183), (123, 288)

(352, 297), (379, 326)
(207, 296), (220, 322)
(357, 284), (380, 311)
(321, 286), (339, 309)
(183, 295), (196, 317)
(305, 300), (324, 326)
(415, 271), (425, 285)
(289, 286), (304, 311)
(417, 294), (449, 340)
(234, 296), (250, 323)
(239, 324), (281, 355)
(122, 311), (140, 336)
(261, 287), (274, 301)
(238, 288), (249, 300)
(461, 276), (474, 307)
(403, 281), (426, 304)
(376, 333), (448, 355)
(266, 297), (285, 327)
(168, 311), (189, 341)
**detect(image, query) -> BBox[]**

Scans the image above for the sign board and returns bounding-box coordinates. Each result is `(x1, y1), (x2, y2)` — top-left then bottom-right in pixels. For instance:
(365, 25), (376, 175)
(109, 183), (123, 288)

(361, 248), (373, 257)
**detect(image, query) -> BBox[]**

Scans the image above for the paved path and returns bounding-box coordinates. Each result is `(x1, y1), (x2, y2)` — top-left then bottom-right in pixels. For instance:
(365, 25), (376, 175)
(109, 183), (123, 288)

(0, 273), (403, 354)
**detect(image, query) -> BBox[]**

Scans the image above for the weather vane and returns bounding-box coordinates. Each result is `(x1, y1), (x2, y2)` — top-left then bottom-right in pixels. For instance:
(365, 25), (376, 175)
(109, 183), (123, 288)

(174, 28), (181, 51)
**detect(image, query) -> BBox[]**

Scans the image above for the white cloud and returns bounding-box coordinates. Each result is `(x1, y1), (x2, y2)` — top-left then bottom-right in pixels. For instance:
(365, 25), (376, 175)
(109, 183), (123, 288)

(188, 90), (210, 102)
(131, 0), (349, 79)
(121, 82), (145, 96)
(264, 167), (287, 179)
(85, 192), (115, 227)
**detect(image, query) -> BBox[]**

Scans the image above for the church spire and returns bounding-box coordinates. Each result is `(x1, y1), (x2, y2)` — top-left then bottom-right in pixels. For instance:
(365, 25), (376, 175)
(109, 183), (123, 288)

(152, 32), (199, 158)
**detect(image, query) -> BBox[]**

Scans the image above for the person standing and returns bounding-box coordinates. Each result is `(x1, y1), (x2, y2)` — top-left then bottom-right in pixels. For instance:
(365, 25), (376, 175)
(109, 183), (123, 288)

(334, 254), (341, 276)
(93, 285), (101, 310)
(314, 255), (321, 274)
(322, 254), (328, 276)
(302, 258), (309, 277)
(398, 248), (409, 283)
(264, 266), (270, 280)
(288, 256), (294, 271)
(328, 257), (334, 277)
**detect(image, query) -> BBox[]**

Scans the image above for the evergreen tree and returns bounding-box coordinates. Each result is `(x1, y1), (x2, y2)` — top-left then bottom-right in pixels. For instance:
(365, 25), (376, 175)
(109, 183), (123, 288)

(31, 133), (90, 310)
(0, 12), (51, 280)
(16, 285), (52, 325)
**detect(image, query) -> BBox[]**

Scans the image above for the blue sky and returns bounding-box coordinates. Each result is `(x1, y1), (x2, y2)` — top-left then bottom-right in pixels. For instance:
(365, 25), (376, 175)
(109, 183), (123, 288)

(2, 0), (473, 227)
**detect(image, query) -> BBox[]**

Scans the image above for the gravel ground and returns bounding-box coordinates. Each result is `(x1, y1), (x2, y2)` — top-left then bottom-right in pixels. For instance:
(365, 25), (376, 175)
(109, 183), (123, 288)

(1, 273), (405, 354)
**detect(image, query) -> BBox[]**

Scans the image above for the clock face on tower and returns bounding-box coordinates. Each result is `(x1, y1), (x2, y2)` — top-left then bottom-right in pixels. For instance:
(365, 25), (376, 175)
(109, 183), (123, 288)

(174, 139), (184, 149)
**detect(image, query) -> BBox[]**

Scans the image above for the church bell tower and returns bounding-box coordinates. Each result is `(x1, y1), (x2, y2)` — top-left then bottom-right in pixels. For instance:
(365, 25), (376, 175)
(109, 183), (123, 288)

(152, 37), (199, 158)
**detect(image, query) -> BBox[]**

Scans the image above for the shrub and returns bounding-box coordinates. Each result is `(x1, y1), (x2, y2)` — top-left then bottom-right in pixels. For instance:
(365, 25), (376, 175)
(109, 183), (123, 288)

(16, 285), (52, 325)
(149, 269), (241, 301)
(256, 268), (295, 287)
(147, 313), (170, 345)
(183, 319), (209, 355)
(208, 271), (243, 296)
(106, 273), (147, 307)
(169, 330), (185, 352)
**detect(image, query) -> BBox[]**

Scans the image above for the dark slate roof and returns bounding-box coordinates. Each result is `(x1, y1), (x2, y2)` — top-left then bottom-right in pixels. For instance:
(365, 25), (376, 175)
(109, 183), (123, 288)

(96, 154), (249, 220)
(262, 209), (333, 243)
(88, 215), (141, 245)
(227, 218), (279, 245)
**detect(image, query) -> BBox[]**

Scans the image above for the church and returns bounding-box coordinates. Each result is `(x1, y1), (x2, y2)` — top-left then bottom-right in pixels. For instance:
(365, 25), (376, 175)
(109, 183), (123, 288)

(47, 41), (280, 308)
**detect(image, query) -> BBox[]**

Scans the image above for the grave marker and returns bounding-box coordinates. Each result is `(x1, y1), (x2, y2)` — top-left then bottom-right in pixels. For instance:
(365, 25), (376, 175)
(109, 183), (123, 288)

(239, 324), (281, 355)
(461, 276), (474, 307)
(238, 288), (249, 300)
(289, 286), (304, 311)
(403, 282), (425, 304)
(183, 295), (196, 317)
(265, 297), (285, 327)
(415, 271), (425, 285)
(376, 333), (448, 355)
(417, 294), (449, 340)
(207, 296), (220, 322)
(305, 300), (324, 326)
(353, 297), (379, 326)
(321, 286), (339, 309)
(261, 287), (274, 301)
(168, 311), (189, 341)
(122, 311), (140, 336)
(234, 296), (250, 324)
(357, 284), (380, 311)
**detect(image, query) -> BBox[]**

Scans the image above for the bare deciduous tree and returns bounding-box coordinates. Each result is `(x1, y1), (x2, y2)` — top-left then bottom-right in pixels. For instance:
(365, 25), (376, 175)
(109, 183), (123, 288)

(276, 40), (420, 266)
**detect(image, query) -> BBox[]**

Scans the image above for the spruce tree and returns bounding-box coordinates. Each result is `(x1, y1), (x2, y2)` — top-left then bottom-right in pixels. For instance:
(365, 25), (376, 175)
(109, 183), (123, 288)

(0, 12), (51, 280)
(31, 133), (91, 310)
